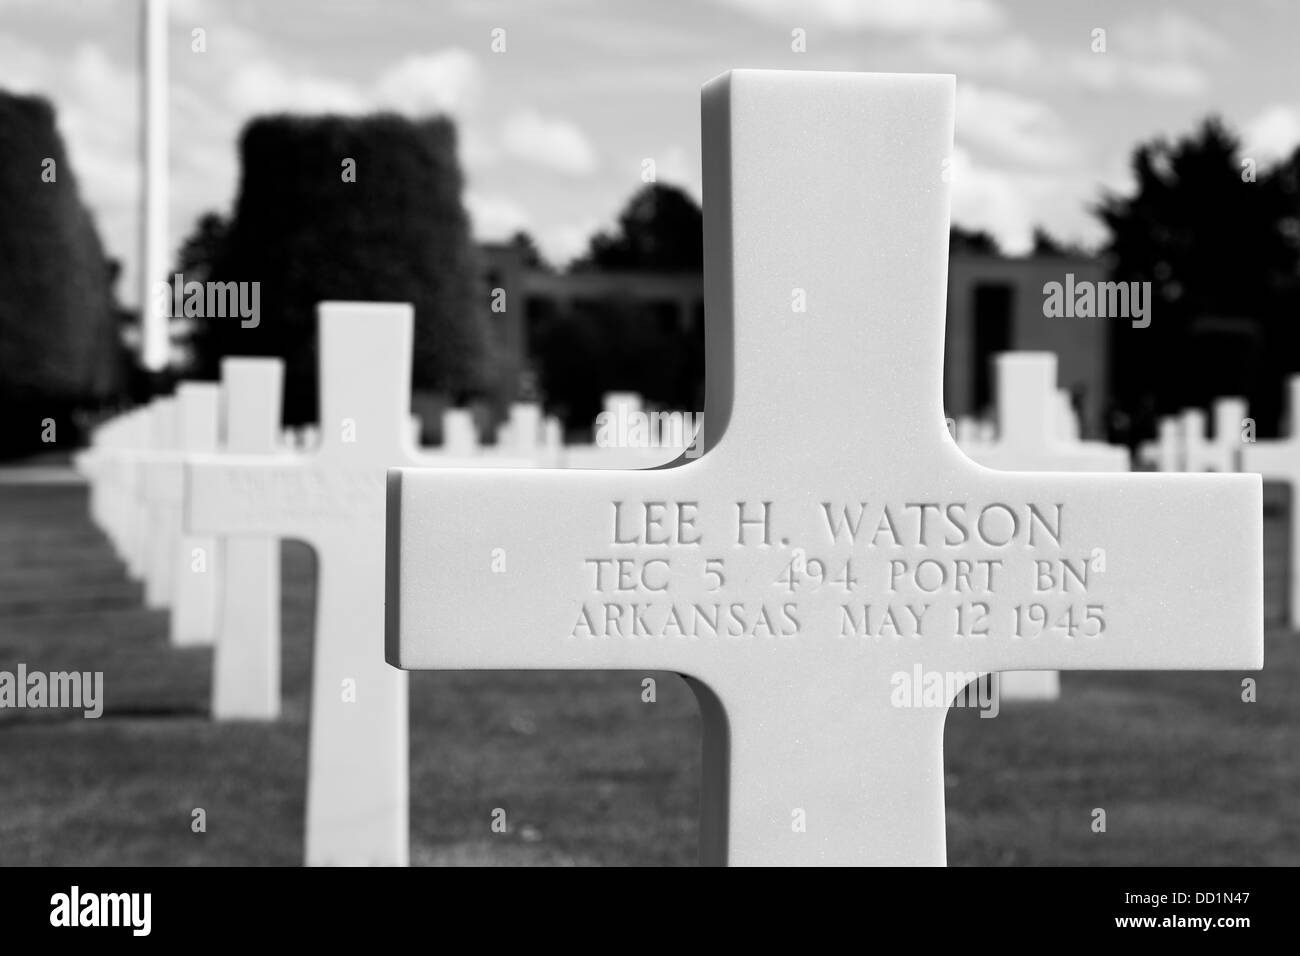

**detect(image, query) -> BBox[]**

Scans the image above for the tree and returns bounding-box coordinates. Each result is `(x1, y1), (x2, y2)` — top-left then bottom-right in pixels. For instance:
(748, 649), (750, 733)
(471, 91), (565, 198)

(175, 212), (230, 285)
(0, 92), (124, 458)
(574, 184), (703, 271)
(1031, 227), (1090, 257)
(949, 225), (1000, 255)
(187, 113), (490, 424)
(531, 298), (704, 430)
(507, 230), (547, 271)
(532, 184), (705, 429)
(171, 212), (230, 370)
(1095, 117), (1299, 438)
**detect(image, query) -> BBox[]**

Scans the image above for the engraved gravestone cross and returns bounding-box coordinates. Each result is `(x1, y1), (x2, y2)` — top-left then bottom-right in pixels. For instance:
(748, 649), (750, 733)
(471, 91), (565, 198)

(386, 71), (1262, 865)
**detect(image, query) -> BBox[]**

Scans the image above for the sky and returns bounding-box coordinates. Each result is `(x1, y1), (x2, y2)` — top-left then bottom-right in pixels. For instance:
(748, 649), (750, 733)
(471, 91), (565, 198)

(2, 0), (1299, 307)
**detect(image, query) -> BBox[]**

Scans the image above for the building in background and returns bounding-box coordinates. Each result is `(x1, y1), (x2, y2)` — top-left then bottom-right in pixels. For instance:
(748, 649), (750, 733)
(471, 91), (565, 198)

(481, 243), (1112, 438)
(945, 253), (1109, 435)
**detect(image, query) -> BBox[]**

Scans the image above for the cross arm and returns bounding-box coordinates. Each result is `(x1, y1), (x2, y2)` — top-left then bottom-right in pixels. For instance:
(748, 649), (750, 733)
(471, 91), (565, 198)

(385, 465), (720, 674)
(387, 462), (1263, 682)
(936, 467), (1263, 673)
(1241, 441), (1296, 479)
(185, 454), (378, 546)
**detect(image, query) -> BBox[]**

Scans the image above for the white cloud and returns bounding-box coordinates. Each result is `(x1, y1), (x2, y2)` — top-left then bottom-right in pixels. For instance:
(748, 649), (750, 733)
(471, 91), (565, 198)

(0, 0), (115, 21)
(915, 32), (1041, 79)
(1126, 9), (1229, 60)
(538, 220), (601, 268)
(43, 45), (142, 298)
(500, 109), (599, 176)
(711, 0), (1003, 33)
(226, 47), (482, 118)
(0, 36), (150, 301)
(652, 144), (699, 196)
(947, 147), (1033, 254)
(227, 60), (369, 114)
(464, 191), (531, 240)
(956, 84), (1074, 167)
(1064, 53), (1209, 97)
(466, 200), (599, 269)
(168, 0), (217, 18)
(0, 31), (47, 90)
(1064, 10), (1226, 97)
(1243, 105), (1300, 163)
(40, 36), (485, 306)
(947, 144), (1112, 257)
(371, 49), (483, 118)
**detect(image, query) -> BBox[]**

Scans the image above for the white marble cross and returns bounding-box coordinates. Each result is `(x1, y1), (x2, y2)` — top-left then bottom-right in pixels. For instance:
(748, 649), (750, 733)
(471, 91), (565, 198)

(1139, 416), (1182, 472)
(74, 424), (111, 543)
(1182, 399), (1247, 472)
(1054, 390), (1079, 442)
(1180, 408), (1209, 472)
(385, 70), (1263, 866)
(211, 358), (284, 720)
(1242, 376), (1300, 627)
(187, 304), (418, 866)
(954, 415), (990, 454)
(964, 352), (1131, 700)
(119, 408), (152, 579)
(140, 396), (179, 610)
(441, 409), (478, 456)
(170, 382), (221, 646)
(77, 410), (142, 572)
(186, 302), (533, 865)
(562, 393), (698, 469)
(971, 353), (1130, 474)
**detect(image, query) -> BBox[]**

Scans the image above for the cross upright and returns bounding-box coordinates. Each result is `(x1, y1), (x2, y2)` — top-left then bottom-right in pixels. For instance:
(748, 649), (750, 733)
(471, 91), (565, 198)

(139, 395), (179, 610)
(187, 302), (523, 865)
(1139, 416), (1182, 472)
(211, 357), (285, 720)
(1054, 389), (1079, 441)
(385, 70), (1263, 866)
(1190, 398), (1247, 473)
(1180, 401), (1245, 473)
(169, 382), (222, 646)
(106, 407), (149, 579)
(970, 353), (1129, 473)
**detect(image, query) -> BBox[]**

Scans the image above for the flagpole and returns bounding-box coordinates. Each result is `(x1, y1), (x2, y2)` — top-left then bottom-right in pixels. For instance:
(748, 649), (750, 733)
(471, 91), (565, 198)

(140, 0), (168, 371)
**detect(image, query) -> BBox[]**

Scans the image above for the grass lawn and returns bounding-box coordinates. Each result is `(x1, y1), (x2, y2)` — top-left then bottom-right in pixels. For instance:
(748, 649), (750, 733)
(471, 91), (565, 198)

(0, 484), (1294, 865)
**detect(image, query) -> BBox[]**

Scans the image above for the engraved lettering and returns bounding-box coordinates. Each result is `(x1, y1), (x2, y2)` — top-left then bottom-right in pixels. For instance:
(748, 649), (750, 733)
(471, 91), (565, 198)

(736, 501), (772, 546)
(977, 503), (1018, 547)
(821, 502), (869, 543)
(1028, 503), (1063, 548)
